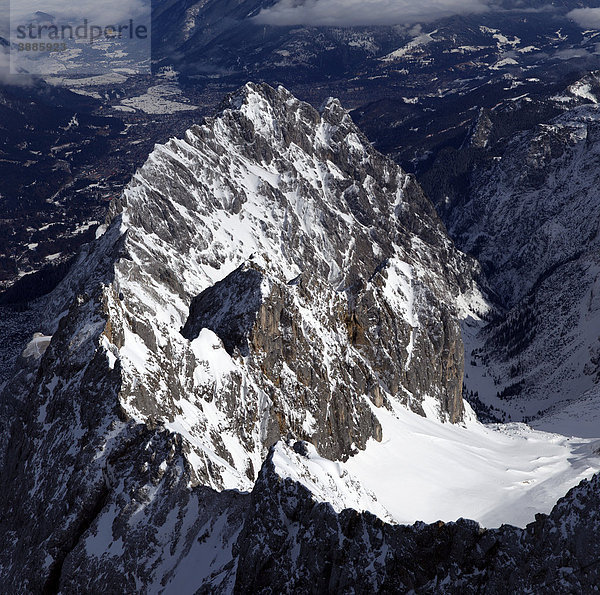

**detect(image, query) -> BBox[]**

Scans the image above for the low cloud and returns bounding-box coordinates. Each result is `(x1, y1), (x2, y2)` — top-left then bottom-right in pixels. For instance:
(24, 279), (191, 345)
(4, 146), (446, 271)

(554, 47), (592, 60)
(0, 45), (35, 86)
(10, 0), (150, 27)
(254, 0), (493, 27)
(567, 8), (600, 30)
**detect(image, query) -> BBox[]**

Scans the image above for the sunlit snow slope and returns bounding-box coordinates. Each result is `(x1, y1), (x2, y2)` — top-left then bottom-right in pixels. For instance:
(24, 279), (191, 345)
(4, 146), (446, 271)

(342, 401), (600, 528)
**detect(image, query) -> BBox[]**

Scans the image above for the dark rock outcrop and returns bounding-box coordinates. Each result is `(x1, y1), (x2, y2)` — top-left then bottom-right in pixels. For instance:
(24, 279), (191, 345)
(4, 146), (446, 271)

(233, 447), (600, 594)
(182, 264), (264, 356)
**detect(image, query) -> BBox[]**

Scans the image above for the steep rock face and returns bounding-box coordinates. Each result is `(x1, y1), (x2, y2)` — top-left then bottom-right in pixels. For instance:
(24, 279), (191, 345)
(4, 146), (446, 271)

(0, 225), (126, 592)
(54, 431), (247, 594)
(181, 264), (264, 356)
(0, 83), (483, 589)
(82, 82), (479, 484)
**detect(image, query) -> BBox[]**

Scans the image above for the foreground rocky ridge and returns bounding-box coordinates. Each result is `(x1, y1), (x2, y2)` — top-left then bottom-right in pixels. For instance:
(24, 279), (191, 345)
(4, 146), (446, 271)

(234, 446), (600, 594)
(0, 83), (485, 589)
(12, 439), (600, 593)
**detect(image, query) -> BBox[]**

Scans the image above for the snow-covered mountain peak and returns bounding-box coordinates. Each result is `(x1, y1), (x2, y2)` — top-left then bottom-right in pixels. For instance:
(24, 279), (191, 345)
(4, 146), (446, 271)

(100, 83), (486, 493)
(0, 83), (493, 590)
(0, 83), (485, 512)
(223, 82), (353, 144)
